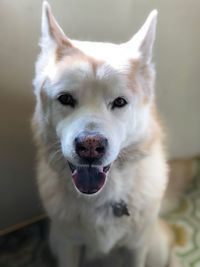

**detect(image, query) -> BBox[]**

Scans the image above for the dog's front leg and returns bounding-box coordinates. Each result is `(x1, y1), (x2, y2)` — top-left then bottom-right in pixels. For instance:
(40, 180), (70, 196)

(146, 220), (176, 267)
(131, 246), (148, 267)
(49, 223), (81, 267)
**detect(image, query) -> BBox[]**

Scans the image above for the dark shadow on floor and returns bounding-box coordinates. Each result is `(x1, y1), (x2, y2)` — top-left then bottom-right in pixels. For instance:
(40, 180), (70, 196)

(0, 219), (132, 267)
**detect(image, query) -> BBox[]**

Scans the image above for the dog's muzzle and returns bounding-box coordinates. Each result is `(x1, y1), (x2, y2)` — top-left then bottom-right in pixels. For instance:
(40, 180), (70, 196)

(68, 132), (111, 195)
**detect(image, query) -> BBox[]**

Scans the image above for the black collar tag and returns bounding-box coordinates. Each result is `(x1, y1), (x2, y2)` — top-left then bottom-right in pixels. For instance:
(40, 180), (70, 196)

(112, 200), (130, 217)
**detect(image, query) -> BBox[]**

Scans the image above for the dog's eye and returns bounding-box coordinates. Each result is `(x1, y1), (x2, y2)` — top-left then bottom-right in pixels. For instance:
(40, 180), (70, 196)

(111, 97), (128, 109)
(57, 93), (76, 108)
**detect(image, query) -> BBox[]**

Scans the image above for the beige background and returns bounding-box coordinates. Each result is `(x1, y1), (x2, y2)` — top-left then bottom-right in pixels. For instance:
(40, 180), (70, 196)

(0, 0), (199, 230)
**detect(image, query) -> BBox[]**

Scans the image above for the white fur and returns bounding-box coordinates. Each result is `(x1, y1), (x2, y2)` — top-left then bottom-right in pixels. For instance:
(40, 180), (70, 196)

(32, 3), (181, 267)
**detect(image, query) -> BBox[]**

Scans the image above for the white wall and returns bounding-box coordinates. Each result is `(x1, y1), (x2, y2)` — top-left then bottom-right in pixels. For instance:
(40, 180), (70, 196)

(0, 0), (199, 229)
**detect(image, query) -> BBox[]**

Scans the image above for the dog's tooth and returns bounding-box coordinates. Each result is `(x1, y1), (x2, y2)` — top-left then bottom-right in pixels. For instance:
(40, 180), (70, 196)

(68, 161), (77, 173)
(103, 164), (111, 173)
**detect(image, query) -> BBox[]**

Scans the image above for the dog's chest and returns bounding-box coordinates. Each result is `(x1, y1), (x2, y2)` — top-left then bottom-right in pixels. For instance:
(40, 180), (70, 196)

(64, 200), (132, 255)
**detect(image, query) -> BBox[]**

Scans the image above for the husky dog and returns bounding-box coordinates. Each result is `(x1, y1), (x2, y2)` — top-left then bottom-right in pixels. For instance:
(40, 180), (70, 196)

(33, 2), (179, 267)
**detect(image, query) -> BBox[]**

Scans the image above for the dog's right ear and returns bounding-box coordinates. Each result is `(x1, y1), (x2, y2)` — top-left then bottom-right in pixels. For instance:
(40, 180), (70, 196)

(40, 1), (72, 51)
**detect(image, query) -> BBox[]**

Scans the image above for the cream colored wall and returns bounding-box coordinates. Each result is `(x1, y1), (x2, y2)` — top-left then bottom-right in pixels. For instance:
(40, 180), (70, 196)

(0, 0), (199, 229)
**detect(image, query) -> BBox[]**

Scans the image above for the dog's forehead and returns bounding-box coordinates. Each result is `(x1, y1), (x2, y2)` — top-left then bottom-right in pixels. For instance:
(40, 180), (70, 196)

(53, 51), (124, 89)
(45, 41), (139, 94)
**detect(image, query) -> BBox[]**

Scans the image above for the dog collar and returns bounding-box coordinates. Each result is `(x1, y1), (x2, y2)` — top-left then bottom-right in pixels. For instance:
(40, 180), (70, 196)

(112, 200), (130, 217)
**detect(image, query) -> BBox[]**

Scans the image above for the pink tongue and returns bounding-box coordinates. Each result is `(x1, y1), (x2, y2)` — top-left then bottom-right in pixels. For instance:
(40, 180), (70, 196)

(72, 166), (106, 194)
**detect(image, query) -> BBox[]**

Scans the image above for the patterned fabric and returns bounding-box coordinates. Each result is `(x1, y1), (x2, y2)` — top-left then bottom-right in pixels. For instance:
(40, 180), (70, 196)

(167, 160), (200, 267)
(0, 160), (200, 267)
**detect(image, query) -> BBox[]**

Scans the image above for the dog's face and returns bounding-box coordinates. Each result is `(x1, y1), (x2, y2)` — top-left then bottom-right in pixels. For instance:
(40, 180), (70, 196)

(33, 2), (157, 195)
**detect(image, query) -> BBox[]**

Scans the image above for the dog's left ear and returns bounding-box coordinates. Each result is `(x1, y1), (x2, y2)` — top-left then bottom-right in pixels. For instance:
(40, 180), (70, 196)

(127, 10), (158, 64)
(40, 1), (72, 51)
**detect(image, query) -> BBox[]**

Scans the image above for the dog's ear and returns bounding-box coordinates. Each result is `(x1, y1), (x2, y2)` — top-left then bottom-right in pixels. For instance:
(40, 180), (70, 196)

(127, 10), (158, 64)
(40, 1), (72, 50)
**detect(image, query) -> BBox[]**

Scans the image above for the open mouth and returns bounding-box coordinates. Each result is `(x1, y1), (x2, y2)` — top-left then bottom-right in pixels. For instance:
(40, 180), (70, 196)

(68, 162), (111, 195)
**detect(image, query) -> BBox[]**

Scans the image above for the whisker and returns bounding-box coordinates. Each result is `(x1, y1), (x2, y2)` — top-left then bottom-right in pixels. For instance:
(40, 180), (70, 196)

(48, 148), (63, 164)
(47, 140), (61, 151)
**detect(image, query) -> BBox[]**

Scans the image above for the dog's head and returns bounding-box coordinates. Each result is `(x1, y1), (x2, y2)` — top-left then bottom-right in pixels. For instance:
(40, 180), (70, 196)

(33, 2), (157, 195)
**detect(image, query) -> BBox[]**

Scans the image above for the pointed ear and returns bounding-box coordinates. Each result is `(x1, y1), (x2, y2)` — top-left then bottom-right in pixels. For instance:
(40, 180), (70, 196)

(40, 1), (72, 50)
(128, 10), (158, 63)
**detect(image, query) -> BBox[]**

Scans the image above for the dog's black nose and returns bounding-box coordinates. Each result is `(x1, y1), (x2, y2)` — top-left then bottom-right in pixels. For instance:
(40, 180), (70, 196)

(75, 132), (108, 162)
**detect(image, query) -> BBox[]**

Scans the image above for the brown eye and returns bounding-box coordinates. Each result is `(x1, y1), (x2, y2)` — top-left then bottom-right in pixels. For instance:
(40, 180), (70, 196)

(57, 93), (77, 108)
(112, 97), (128, 109)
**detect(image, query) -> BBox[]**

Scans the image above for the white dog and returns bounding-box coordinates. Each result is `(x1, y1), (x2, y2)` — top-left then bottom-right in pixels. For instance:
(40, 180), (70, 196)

(33, 2), (180, 267)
